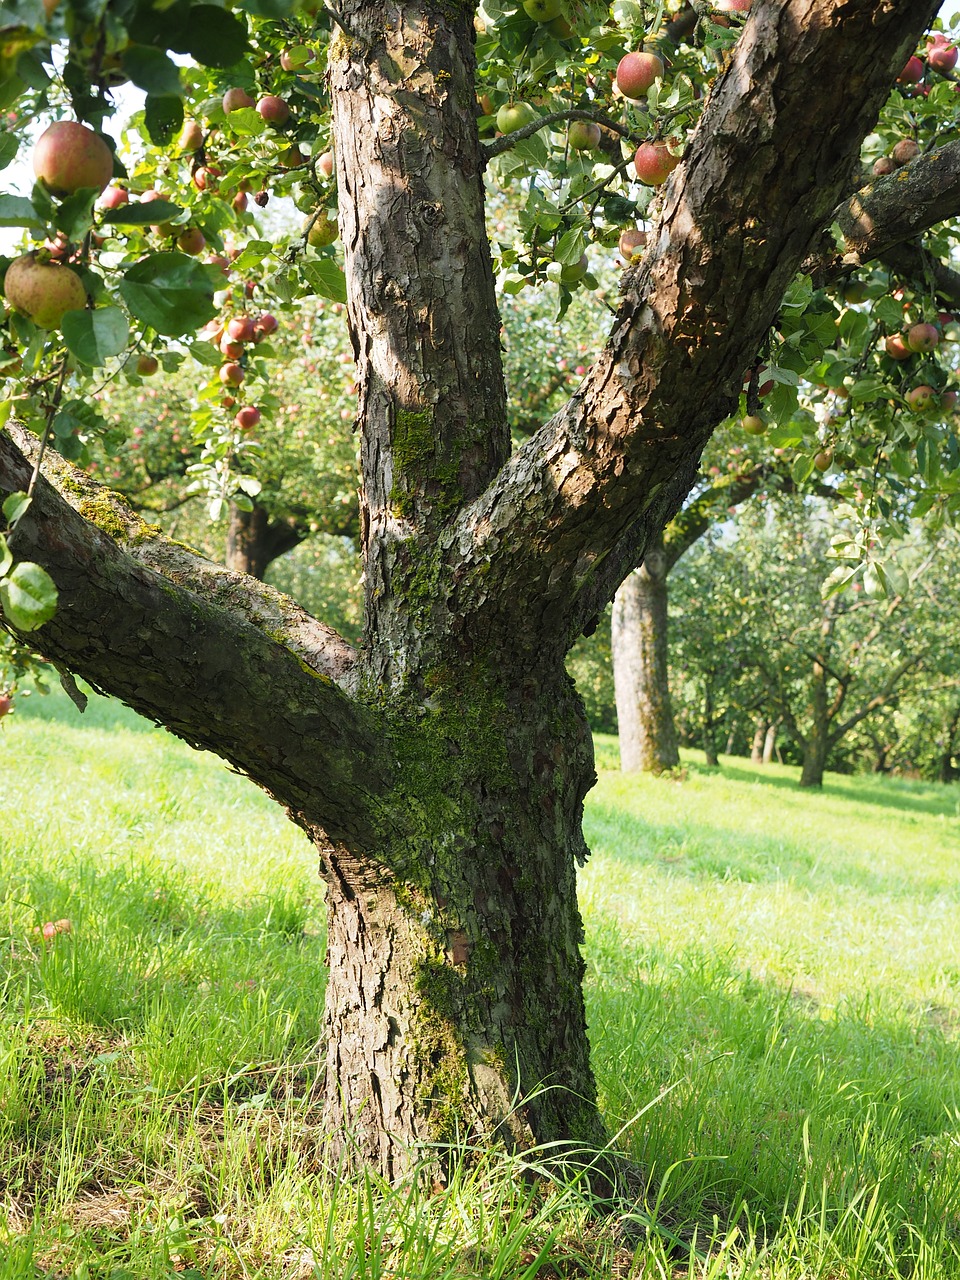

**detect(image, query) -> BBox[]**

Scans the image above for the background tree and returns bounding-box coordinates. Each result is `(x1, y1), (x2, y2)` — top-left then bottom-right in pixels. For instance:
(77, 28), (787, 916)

(1, 0), (958, 1177)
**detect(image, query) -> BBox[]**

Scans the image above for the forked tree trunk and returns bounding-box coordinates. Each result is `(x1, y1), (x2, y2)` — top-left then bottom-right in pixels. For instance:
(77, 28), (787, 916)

(611, 538), (680, 774)
(225, 500), (303, 580)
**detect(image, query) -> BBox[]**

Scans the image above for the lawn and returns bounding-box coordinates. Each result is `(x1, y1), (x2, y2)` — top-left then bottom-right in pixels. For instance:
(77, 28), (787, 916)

(2, 689), (960, 1278)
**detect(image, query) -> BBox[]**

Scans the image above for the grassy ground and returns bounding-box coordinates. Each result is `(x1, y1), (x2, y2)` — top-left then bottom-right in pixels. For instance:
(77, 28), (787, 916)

(2, 691), (960, 1278)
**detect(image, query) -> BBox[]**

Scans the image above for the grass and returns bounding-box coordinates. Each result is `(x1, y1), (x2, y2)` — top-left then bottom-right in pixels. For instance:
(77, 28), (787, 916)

(1, 692), (960, 1277)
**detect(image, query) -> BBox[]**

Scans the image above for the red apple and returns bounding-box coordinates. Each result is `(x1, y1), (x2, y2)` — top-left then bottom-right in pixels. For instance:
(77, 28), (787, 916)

(892, 138), (920, 165)
(616, 51), (664, 99)
(317, 150), (335, 178)
(906, 384), (937, 410)
(99, 184), (129, 209)
(280, 44), (313, 71)
(898, 55), (925, 83)
(255, 312), (279, 336)
(223, 87), (255, 113)
(227, 316), (257, 342)
(906, 321), (939, 352)
(257, 95), (290, 125)
(0, 694), (11, 718)
(633, 140), (680, 185)
(884, 334), (911, 359)
(136, 354), (159, 375)
(233, 191), (249, 213)
(179, 119), (204, 151)
(219, 361), (244, 386)
(220, 335), (245, 359)
(929, 43), (958, 73)
(618, 228), (647, 261)
(234, 405), (261, 430)
(872, 156), (897, 176)
(33, 121), (114, 197)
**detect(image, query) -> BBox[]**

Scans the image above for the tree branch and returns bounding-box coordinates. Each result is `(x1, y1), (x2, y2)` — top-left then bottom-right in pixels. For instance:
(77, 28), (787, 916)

(0, 422), (391, 847)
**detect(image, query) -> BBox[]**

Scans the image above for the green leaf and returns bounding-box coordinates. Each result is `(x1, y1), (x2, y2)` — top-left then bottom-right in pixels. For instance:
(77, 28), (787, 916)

(144, 95), (184, 148)
(100, 200), (183, 226)
(553, 227), (587, 267)
(0, 560), (57, 631)
(0, 133), (18, 171)
(791, 453), (816, 485)
(62, 306), (130, 366)
(222, 107), (266, 137)
(54, 188), (98, 241)
(0, 194), (44, 228)
(121, 45), (182, 95)
(0, 534), (10, 579)
(300, 259), (347, 304)
(766, 423), (805, 447)
(183, 5), (249, 67)
(872, 295), (903, 329)
(2, 491), (31, 526)
(119, 252), (217, 336)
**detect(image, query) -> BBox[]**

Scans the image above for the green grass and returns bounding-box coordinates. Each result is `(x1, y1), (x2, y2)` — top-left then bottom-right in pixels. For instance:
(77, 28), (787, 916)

(2, 693), (960, 1277)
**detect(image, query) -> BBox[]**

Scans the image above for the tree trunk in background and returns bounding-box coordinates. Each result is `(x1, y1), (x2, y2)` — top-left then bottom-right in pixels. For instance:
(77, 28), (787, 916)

(762, 719), (779, 766)
(751, 717), (767, 764)
(703, 682), (720, 767)
(225, 500), (304, 580)
(611, 537), (680, 774)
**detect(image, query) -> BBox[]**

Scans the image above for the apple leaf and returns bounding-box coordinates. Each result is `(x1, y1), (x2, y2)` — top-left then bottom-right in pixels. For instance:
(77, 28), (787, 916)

(2, 491), (31, 527)
(182, 5), (249, 67)
(122, 45), (182, 96)
(0, 560), (57, 632)
(0, 134), (18, 171)
(144, 95), (185, 148)
(119, 252), (217, 336)
(0, 535), (10, 580)
(300, 260), (347, 304)
(62, 306), (130, 367)
(0, 195), (44, 228)
(101, 200), (183, 226)
(54, 188), (98, 241)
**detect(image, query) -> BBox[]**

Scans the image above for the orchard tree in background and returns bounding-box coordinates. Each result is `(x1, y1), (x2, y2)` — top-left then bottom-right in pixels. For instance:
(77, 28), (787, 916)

(3, 0), (960, 1177)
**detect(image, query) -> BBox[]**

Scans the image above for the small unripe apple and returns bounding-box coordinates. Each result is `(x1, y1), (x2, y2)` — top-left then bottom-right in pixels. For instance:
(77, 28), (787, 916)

(891, 138), (920, 166)
(906, 384), (937, 411)
(741, 415), (766, 435)
(317, 150), (335, 178)
(941, 389), (958, 412)
(567, 120), (602, 151)
(136, 353), (159, 376)
(843, 280), (868, 304)
(496, 101), (537, 134)
(547, 13), (574, 37)
(521, 0), (564, 20)
(99, 184), (129, 209)
(227, 315), (257, 342)
(897, 55), (925, 83)
(223, 87), (255, 113)
(280, 44), (313, 70)
(616, 51), (664, 99)
(33, 120), (114, 197)
(618, 228), (647, 261)
(220, 361), (244, 386)
(178, 119), (204, 151)
(257, 95), (290, 125)
(813, 449), (833, 471)
(884, 334), (911, 360)
(177, 227), (206, 256)
(906, 321), (939, 352)
(633, 140), (680, 185)
(234, 405), (261, 430)
(3, 253), (86, 329)
(304, 212), (338, 247)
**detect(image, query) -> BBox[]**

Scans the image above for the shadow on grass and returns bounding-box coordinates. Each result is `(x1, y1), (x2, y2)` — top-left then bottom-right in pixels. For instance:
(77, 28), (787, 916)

(15, 682), (162, 736)
(719, 759), (960, 820)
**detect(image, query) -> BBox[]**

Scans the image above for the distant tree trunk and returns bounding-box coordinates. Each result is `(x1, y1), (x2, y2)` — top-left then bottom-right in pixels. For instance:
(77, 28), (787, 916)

(703, 681), (720, 767)
(611, 536), (680, 774)
(799, 657), (829, 787)
(939, 703), (960, 783)
(762, 719), (779, 765)
(751, 716), (767, 763)
(225, 501), (304, 580)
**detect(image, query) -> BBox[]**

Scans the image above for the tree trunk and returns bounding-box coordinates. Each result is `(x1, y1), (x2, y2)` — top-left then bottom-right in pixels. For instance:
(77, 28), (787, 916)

(611, 537), (680, 773)
(762, 719), (779, 766)
(799, 663), (829, 788)
(703, 682), (719, 768)
(751, 716), (767, 764)
(225, 500), (304, 580)
(315, 668), (604, 1175)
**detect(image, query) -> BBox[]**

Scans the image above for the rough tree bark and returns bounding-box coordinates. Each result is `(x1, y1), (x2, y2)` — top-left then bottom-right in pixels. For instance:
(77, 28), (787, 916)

(0, 0), (943, 1176)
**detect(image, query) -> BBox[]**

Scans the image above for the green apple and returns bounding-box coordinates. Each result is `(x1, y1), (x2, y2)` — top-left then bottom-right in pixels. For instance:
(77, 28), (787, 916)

(567, 120), (601, 151)
(496, 102), (537, 134)
(522, 0), (564, 21)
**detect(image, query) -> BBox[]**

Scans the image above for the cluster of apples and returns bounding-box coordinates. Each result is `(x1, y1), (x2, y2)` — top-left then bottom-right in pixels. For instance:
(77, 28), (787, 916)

(883, 320), (958, 415)
(198, 305), (279, 432)
(1, 121), (111, 329)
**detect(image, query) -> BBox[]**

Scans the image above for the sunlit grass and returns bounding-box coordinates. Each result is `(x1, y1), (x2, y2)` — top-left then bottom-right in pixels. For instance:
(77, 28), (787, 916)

(1, 694), (959, 1277)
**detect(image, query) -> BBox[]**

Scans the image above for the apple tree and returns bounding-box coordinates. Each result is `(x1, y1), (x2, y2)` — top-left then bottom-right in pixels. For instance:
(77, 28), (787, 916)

(2, 0), (960, 1176)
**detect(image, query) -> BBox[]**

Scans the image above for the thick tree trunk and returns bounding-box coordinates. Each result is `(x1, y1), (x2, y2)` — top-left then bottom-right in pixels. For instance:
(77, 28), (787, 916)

(611, 538), (680, 774)
(799, 662), (829, 788)
(315, 669), (603, 1174)
(225, 500), (303, 580)
(751, 717), (767, 764)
